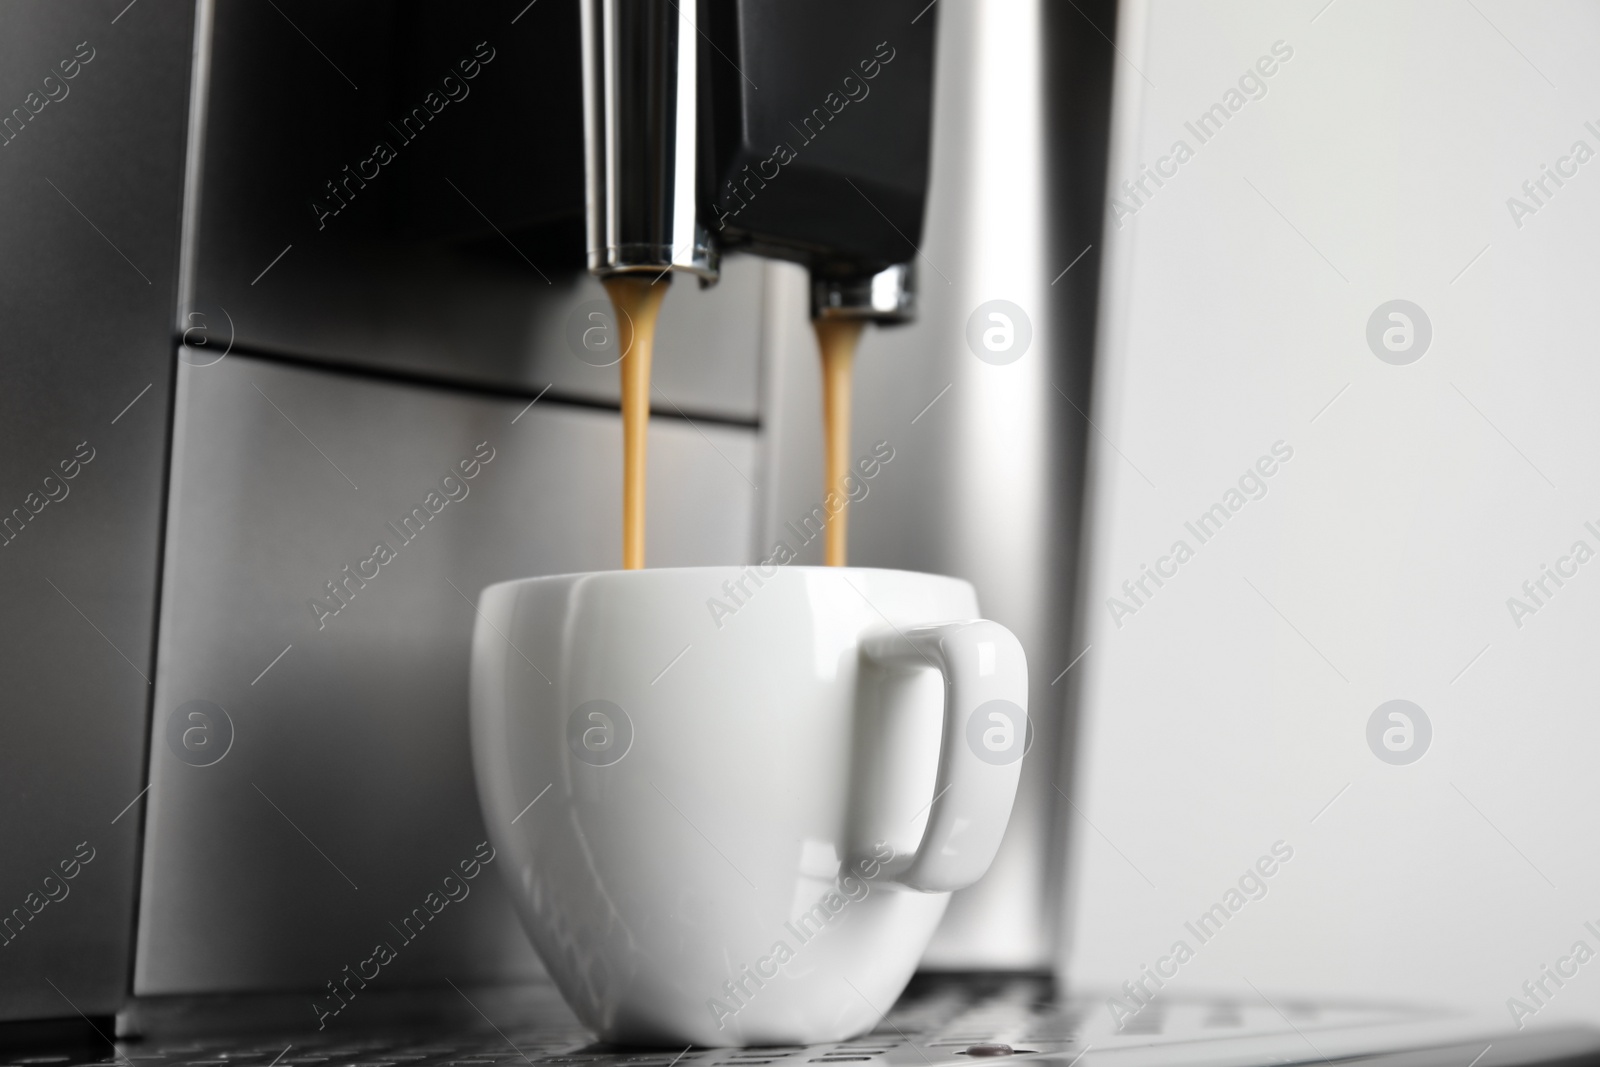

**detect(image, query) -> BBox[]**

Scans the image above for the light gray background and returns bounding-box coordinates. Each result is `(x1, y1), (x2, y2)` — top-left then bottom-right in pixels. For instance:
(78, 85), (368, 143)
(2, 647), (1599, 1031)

(1067, 0), (1600, 1029)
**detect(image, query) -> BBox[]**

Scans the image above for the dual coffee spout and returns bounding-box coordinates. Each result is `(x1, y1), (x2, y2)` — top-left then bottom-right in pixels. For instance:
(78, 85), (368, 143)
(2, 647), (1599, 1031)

(581, 0), (938, 570)
(580, 0), (935, 322)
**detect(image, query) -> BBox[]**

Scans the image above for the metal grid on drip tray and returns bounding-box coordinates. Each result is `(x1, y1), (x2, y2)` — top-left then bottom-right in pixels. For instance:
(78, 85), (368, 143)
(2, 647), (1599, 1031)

(9, 977), (1585, 1067)
(12, 979), (1064, 1067)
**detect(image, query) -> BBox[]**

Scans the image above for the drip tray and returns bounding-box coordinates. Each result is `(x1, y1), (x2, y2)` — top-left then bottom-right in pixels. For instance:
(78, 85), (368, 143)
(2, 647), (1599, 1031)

(28, 977), (1600, 1067)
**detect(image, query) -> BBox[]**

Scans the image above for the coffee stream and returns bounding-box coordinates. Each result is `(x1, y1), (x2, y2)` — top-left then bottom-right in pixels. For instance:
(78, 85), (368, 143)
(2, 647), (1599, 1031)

(603, 274), (670, 570)
(605, 277), (865, 570)
(813, 318), (864, 567)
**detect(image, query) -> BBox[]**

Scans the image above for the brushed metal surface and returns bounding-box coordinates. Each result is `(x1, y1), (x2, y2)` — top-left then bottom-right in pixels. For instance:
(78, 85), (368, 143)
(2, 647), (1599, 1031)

(134, 353), (759, 995)
(0, 0), (195, 1023)
(191, 0), (759, 421)
(756, 0), (1112, 969)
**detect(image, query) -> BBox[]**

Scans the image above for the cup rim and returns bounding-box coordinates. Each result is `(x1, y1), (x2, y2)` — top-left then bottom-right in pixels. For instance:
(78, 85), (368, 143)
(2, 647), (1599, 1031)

(477, 565), (971, 602)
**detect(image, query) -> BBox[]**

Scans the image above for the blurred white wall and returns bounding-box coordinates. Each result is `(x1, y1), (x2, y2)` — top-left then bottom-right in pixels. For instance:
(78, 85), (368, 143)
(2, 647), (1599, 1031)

(1065, 0), (1600, 1034)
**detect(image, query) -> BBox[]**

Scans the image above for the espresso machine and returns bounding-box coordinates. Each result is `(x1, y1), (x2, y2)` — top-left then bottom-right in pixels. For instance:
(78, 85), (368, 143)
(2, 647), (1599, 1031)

(0, 0), (1112, 1037)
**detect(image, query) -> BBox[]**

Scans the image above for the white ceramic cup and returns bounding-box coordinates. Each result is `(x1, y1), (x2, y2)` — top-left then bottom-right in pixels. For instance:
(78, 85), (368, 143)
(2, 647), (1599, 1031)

(470, 566), (1028, 1047)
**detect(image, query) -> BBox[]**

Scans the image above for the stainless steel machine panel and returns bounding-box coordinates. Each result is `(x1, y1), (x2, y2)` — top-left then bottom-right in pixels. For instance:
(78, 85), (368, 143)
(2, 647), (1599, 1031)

(0, 0), (195, 1023)
(191, 0), (761, 422)
(134, 353), (759, 995)
(757, 0), (1112, 968)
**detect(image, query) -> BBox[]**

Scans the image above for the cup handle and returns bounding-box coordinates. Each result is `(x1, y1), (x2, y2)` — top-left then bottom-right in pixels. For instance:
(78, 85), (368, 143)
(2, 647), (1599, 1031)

(859, 620), (1028, 893)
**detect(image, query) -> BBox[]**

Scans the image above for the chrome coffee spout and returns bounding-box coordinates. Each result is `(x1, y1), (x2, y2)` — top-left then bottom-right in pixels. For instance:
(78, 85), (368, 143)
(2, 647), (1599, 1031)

(810, 263), (916, 325)
(580, 0), (718, 282)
